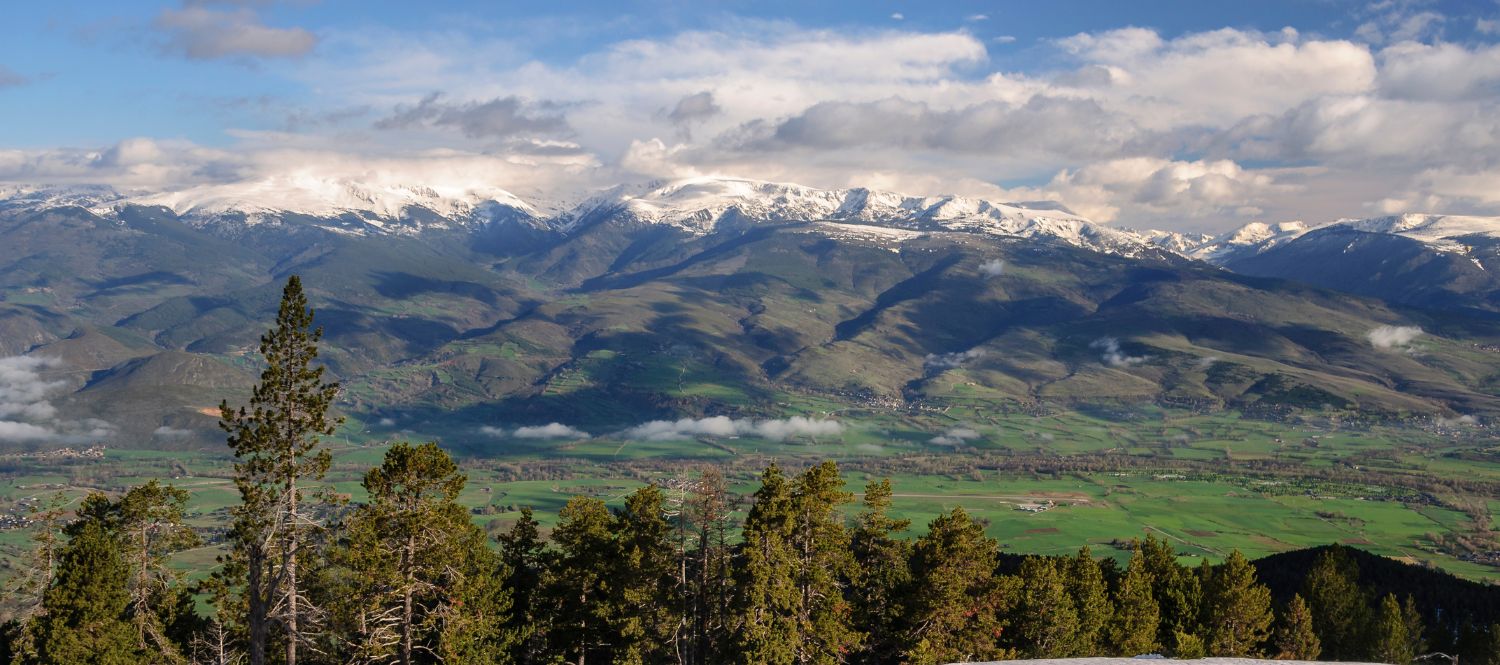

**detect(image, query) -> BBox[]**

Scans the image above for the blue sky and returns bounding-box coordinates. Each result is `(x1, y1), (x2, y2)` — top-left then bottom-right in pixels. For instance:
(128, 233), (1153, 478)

(3, 0), (1500, 230)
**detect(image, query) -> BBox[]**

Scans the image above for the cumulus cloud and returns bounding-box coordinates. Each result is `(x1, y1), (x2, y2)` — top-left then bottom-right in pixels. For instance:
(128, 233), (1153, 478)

(376, 93), (572, 140)
(1368, 325), (1423, 349)
(930, 426), (982, 446)
(622, 416), (843, 441)
(513, 422), (590, 439)
(154, 5), (316, 60)
(0, 356), (116, 444)
(1091, 337), (1147, 367)
(978, 259), (1005, 278)
(924, 348), (987, 372)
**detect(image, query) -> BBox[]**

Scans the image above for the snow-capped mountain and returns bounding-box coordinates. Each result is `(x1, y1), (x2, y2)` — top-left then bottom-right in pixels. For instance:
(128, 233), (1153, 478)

(552, 176), (1178, 257)
(6, 175), (1498, 265)
(1189, 214), (1500, 264)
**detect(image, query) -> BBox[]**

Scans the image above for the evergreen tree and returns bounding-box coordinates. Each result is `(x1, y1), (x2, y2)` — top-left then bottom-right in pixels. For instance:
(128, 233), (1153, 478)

(1136, 534), (1200, 649)
(1064, 546), (1112, 656)
(901, 507), (1010, 665)
(1373, 593), (1417, 665)
(498, 507), (548, 665)
(116, 480), (200, 662)
(218, 275), (342, 665)
(729, 465), (799, 665)
(788, 461), (859, 663)
(1107, 548), (1159, 656)
(28, 498), (141, 665)
(339, 442), (514, 665)
(848, 478), (910, 665)
(686, 467), (735, 665)
(1006, 556), (1079, 657)
(611, 485), (680, 665)
(1199, 550), (1272, 656)
(1273, 593), (1321, 660)
(1301, 546), (1371, 660)
(545, 496), (616, 665)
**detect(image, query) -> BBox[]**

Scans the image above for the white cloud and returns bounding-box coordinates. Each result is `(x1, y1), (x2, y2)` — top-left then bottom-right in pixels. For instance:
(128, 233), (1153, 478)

(890, 13), (904, 21)
(513, 422), (590, 439)
(978, 259), (1005, 278)
(924, 348), (987, 372)
(154, 5), (317, 60)
(1368, 325), (1424, 349)
(1479, 18), (1500, 36)
(622, 416), (842, 441)
(930, 426), (982, 446)
(1091, 337), (1147, 367)
(0, 356), (116, 444)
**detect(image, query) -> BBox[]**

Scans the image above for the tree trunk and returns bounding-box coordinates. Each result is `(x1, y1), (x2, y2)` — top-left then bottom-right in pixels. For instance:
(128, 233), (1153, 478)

(286, 479), (299, 665)
(402, 532), (415, 665)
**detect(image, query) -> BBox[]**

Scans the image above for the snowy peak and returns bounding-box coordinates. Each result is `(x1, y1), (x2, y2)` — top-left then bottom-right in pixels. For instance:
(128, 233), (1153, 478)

(1338, 213), (1500, 252)
(560, 176), (1170, 257)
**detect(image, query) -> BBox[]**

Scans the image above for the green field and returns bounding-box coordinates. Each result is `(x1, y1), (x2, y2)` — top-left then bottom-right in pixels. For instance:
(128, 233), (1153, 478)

(4, 407), (1497, 585)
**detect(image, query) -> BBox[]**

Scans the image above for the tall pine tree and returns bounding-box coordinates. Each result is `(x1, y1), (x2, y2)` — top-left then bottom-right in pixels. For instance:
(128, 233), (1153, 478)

(219, 275), (341, 665)
(1064, 546), (1112, 656)
(1107, 547), (1159, 656)
(901, 507), (1010, 665)
(1006, 556), (1079, 658)
(1301, 546), (1371, 660)
(28, 496), (141, 665)
(730, 464), (800, 665)
(789, 461), (859, 663)
(545, 496), (616, 665)
(848, 478), (911, 665)
(1199, 550), (1272, 656)
(611, 485), (681, 665)
(498, 507), (549, 665)
(1273, 593), (1321, 660)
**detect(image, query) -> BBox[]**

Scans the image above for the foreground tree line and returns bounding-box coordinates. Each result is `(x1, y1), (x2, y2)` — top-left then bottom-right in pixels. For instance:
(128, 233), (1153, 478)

(2, 276), (1496, 665)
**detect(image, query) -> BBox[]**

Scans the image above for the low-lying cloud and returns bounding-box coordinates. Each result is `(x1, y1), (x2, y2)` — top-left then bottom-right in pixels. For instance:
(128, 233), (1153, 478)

(1091, 337), (1147, 367)
(1368, 325), (1423, 349)
(930, 426), (982, 446)
(622, 416), (843, 441)
(514, 423), (591, 439)
(924, 348), (987, 372)
(978, 259), (1005, 278)
(0, 356), (115, 444)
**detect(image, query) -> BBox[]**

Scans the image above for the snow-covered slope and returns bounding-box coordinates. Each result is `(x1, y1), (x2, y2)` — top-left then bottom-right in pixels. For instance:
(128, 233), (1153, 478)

(555, 176), (1175, 257)
(1193, 214), (1500, 264)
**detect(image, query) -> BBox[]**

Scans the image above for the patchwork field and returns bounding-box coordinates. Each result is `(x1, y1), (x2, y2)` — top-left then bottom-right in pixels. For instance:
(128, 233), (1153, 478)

(3, 407), (1497, 585)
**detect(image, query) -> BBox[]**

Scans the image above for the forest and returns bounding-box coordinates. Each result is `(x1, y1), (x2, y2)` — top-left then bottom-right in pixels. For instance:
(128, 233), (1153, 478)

(4, 277), (1499, 665)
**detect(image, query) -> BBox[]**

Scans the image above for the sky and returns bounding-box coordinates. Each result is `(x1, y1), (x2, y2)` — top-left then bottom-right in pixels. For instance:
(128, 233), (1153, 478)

(3, 1), (1500, 231)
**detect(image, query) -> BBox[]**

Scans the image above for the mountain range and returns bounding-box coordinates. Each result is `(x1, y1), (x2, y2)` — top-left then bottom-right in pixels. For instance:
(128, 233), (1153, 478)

(3, 175), (1500, 449)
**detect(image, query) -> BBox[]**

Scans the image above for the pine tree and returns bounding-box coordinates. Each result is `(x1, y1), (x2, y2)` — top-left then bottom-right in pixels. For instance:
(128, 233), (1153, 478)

(28, 498), (142, 664)
(498, 506), (548, 665)
(546, 496), (616, 665)
(1301, 546), (1370, 660)
(901, 507), (1010, 664)
(1064, 546), (1112, 656)
(1400, 595), (1426, 662)
(1373, 593), (1417, 665)
(337, 441), (514, 665)
(218, 275), (342, 665)
(1107, 548), (1159, 656)
(729, 464), (800, 665)
(1136, 534), (1200, 649)
(1199, 550), (1272, 656)
(683, 467), (735, 665)
(1007, 556), (1079, 657)
(789, 461), (859, 663)
(116, 480), (200, 662)
(611, 485), (681, 665)
(848, 478), (911, 665)
(1273, 593), (1321, 660)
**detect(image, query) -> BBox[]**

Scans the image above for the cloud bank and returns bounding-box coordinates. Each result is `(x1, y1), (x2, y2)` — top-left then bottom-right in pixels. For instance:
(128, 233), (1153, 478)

(0, 356), (116, 444)
(622, 416), (843, 441)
